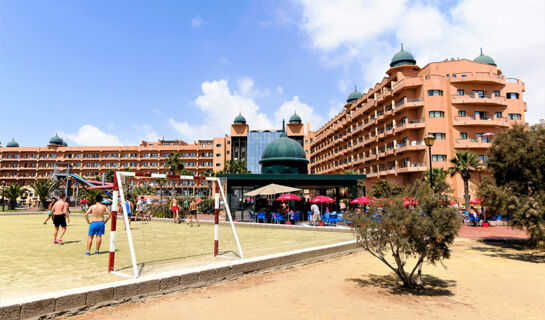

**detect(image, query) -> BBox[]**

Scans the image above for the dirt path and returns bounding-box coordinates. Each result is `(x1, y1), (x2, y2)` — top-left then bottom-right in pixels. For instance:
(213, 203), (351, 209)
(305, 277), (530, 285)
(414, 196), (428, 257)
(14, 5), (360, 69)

(66, 238), (545, 320)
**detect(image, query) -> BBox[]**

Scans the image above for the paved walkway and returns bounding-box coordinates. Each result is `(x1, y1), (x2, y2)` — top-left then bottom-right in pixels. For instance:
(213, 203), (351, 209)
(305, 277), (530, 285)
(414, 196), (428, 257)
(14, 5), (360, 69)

(458, 225), (528, 240)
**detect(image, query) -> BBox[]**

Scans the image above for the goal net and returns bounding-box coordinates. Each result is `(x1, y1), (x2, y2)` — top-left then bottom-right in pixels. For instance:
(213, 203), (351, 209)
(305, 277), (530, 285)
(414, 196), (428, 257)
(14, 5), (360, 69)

(108, 171), (243, 278)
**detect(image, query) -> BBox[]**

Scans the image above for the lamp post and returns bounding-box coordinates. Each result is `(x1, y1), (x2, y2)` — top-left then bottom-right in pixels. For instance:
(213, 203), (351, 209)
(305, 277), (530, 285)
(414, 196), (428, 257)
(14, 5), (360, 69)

(476, 166), (482, 183)
(1, 181), (5, 211)
(424, 133), (436, 189)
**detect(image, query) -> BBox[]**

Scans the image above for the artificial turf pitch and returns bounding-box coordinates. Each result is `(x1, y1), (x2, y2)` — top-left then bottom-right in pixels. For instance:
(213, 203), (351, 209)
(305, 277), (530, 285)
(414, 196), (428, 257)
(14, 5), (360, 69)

(0, 214), (354, 300)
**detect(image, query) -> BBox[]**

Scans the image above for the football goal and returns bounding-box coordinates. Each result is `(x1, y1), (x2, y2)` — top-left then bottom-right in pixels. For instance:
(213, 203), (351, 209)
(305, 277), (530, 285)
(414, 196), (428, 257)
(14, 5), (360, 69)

(108, 171), (243, 278)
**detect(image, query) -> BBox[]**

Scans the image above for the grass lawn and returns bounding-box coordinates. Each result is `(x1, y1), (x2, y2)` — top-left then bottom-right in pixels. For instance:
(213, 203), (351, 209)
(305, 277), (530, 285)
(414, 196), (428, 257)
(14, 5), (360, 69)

(0, 215), (354, 300)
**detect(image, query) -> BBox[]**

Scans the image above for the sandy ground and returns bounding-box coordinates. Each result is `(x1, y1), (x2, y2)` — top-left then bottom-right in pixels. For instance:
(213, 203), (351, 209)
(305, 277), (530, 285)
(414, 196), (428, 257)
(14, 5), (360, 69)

(66, 237), (545, 320)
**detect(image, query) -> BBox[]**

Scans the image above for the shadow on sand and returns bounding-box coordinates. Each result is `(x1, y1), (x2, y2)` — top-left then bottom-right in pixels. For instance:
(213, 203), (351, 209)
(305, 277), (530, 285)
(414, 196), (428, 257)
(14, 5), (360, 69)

(346, 274), (456, 297)
(470, 239), (545, 264)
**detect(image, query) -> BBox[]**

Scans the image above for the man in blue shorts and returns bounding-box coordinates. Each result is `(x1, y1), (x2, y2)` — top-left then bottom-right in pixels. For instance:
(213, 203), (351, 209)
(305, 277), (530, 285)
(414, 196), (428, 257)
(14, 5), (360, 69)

(84, 194), (111, 255)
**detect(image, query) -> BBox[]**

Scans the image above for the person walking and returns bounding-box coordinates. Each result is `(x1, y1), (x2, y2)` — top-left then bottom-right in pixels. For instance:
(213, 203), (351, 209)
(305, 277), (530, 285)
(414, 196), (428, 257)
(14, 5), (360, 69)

(84, 194), (111, 255)
(52, 192), (70, 244)
(135, 196), (144, 222)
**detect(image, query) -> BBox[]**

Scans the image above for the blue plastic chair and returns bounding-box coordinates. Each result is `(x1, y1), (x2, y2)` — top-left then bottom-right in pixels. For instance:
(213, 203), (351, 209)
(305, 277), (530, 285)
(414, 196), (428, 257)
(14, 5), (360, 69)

(273, 212), (286, 224)
(293, 211), (301, 222)
(307, 211), (313, 221)
(329, 213), (338, 226)
(257, 212), (266, 223)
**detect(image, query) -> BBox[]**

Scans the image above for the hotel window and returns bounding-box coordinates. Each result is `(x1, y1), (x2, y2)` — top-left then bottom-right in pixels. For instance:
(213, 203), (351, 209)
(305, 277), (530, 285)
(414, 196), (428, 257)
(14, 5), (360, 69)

(105, 163), (110, 167)
(506, 92), (519, 99)
(494, 91), (500, 97)
(14, 154), (20, 159)
(431, 133), (446, 140)
(74, 163), (81, 167)
(427, 90), (443, 96)
(457, 89), (464, 96)
(216, 144), (222, 147)
(460, 132), (468, 139)
(93, 153), (100, 158)
(478, 155), (489, 162)
(216, 163), (220, 167)
(216, 153), (221, 157)
(182, 153), (188, 157)
(429, 111), (444, 118)
(475, 111), (488, 120)
(33, 154), (38, 158)
(400, 117), (407, 126)
(143, 162), (149, 167)
(123, 153), (130, 158)
(495, 112), (502, 118)
(508, 113), (521, 120)
(472, 90), (485, 98)
(151, 162), (158, 167)
(432, 155), (447, 162)
(162, 153), (169, 158)
(458, 110), (466, 117)
(131, 162), (137, 167)
(73, 153), (80, 158)
(151, 153), (158, 157)
(131, 153), (137, 158)
(144, 153), (150, 158)
(105, 153), (111, 158)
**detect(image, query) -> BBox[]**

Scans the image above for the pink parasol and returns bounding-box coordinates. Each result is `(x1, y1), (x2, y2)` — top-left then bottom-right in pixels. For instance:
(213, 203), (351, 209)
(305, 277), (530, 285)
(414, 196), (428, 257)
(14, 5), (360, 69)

(403, 196), (418, 206)
(276, 194), (302, 201)
(350, 196), (371, 204)
(195, 198), (203, 203)
(80, 199), (89, 203)
(310, 195), (334, 203)
(470, 198), (482, 204)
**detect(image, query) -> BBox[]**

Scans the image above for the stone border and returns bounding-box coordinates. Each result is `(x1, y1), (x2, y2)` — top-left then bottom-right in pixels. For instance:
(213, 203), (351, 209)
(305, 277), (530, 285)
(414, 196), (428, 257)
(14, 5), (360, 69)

(1, 240), (360, 320)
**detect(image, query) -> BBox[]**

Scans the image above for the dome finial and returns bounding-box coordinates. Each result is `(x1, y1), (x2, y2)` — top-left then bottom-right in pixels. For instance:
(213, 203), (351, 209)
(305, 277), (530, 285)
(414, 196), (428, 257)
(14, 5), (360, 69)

(401, 43), (404, 51)
(480, 47), (483, 55)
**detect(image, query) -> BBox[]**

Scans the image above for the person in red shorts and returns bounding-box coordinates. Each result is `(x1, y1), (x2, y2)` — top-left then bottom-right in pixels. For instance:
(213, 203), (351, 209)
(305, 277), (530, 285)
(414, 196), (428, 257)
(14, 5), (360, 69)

(171, 196), (179, 223)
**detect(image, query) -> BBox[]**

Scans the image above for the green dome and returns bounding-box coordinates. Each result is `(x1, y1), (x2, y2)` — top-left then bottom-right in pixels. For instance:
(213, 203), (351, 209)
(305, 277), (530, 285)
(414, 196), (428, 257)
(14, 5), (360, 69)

(61, 139), (68, 147)
(390, 43), (416, 67)
(49, 133), (63, 145)
(234, 113), (246, 124)
(289, 112), (302, 124)
(347, 86), (363, 103)
(6, 138), (19, 148)
(474, 48), (496, 66)
(259, 121), (308, 174)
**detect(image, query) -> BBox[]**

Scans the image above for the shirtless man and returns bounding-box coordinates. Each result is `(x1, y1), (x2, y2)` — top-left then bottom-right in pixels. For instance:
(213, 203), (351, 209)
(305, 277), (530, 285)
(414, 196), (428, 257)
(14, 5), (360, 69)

(84, 194), (111, 255)
(52, 192), (70, 244)
(188, 199), (199, 227)
(171, 196), (179, 223)
(43, 198), (55, 224)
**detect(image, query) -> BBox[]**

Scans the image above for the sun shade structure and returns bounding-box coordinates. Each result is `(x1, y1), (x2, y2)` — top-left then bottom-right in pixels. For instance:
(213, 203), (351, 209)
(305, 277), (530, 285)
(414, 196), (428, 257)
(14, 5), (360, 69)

(276, 193), (302, 201)
(310, 195), (335, 203)
(470, 198), (482, 204)
(245, 183), (301, 196)
(350, 196), (371, 204)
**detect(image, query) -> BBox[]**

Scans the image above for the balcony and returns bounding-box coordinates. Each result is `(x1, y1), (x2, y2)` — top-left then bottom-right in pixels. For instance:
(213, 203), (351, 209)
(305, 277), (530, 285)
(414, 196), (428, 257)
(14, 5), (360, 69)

(393, 77), (423, 93)
(397, 162), (427, 173)
(450, 72), (505, 85)
(451, 94), (507, 106)
(455, 137), (492, 149)
(395, 140), (427, 154)
(395, 98), (424, 113)
(395, 119), (425, 133)
(453, 115), (510, 128)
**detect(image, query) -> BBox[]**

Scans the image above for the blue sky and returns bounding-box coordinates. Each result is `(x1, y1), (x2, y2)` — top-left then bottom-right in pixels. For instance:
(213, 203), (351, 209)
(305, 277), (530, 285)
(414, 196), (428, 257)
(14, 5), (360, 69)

(1, 0), (544, 146)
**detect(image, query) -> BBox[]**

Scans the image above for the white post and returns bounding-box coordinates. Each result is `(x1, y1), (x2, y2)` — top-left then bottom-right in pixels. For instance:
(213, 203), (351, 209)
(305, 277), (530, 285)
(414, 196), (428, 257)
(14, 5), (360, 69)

(217, 178), (244, 258)
(116, 172), (139, 278)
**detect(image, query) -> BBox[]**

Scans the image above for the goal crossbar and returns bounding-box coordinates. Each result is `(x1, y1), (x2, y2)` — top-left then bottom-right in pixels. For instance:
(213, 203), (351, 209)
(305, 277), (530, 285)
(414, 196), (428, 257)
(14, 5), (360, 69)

(108, 171), (243, 278)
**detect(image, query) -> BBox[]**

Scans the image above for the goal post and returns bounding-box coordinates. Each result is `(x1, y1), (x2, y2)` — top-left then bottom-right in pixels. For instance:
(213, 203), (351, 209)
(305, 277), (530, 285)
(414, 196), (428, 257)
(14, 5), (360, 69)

(108, 171), (243, 278)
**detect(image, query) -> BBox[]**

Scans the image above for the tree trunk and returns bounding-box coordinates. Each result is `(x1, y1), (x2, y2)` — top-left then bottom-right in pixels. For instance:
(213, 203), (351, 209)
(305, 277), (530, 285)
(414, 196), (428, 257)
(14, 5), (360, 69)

(464, 178), (470, 211)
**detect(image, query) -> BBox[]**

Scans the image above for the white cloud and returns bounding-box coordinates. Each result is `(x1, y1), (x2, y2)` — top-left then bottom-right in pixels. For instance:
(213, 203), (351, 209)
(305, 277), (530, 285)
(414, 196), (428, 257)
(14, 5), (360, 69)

(191, 15), (203, 28)
(64, 125), (122, 146)
(274, 96), (324, 127)
(153, 108), (162, 114)
(327, 99), (344, 119)
(236, 76), (270, 97)
(293, 0), (545, 123)
(134, 125), (160, 142)
(276, 86), (284, 94)
(168, 79), (275, 142)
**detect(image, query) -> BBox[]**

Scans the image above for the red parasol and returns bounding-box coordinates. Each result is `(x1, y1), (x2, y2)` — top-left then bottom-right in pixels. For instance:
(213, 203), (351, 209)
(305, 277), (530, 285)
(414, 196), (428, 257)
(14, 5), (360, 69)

(80, 199), (89, 203)
(310, 195), (334, 203)
(350, 196), (371, 204)
(470, 198), (482, 204)
(403, 196), (418, 206)
(276, 194), (302, 201)
(195, 198), (203, 203)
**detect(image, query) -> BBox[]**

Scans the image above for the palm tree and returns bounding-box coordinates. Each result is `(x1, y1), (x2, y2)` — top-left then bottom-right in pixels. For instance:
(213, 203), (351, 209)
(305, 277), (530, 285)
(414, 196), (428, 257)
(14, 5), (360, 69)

(202, 169), (216, 177)
(448, 151), (481, 210)
(30, 179), (58, 210)
(166, 153), (185, 175)
(79, 188), (104, 204)
(2, 185), (27, 210)
(220, 160), (250, 174)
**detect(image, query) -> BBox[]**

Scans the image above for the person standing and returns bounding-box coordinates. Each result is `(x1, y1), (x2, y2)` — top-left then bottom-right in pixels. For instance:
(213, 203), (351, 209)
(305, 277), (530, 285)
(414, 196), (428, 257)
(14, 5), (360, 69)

(188, 199), (199, 227)
(43, 198), (55, 224)
(135, 196), (144, 222)
(52, 192), (69, 244)
(84, 194), (111, 255)
(171, 196), (179, 223)
(310, 203), (321, 227)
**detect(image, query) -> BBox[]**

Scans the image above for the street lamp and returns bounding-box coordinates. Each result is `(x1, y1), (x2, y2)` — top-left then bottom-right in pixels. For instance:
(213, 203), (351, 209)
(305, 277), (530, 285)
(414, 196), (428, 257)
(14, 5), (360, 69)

(1, 182), (5, 211)
(424, 133), (436, 189)
(476, 166), (483, 183)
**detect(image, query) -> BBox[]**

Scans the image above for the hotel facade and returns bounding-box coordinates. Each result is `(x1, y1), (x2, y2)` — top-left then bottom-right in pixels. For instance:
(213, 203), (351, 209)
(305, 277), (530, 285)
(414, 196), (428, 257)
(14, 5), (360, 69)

(309, 47), (526, 200)
(0, 114), (312, 197)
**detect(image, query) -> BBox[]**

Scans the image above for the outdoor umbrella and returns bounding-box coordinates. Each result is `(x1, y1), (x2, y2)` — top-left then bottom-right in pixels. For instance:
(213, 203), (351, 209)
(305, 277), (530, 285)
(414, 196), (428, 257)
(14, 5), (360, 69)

(310, 195), (334, 217)
(245, 183), (301, 196)
(195, 198), (203, 203)
(470, 198), (482, 204)
(276, 194), (302, 201)
(350, 196), (371, 205)
(80, 199), (89, 203)
(403, 196), (418, 206)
